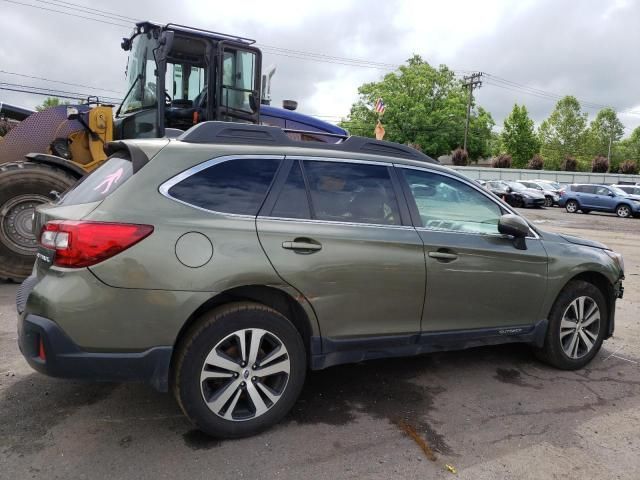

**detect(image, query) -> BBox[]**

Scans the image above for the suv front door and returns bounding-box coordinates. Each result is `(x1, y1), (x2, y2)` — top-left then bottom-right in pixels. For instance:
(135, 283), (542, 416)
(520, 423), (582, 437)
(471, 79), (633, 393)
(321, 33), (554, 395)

(256, 158), (425, 343)
(398, 167), (548, 333)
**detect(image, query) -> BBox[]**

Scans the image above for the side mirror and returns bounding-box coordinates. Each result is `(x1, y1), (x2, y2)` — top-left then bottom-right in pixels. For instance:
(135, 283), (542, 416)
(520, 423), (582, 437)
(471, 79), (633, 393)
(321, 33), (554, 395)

(608, 192), (615, 197)
(506, 187), (513, 193)
(498, 214), (530, 250)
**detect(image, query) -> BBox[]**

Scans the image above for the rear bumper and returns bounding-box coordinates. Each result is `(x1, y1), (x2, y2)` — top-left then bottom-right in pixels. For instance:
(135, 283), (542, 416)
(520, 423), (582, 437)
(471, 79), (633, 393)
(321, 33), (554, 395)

(17, 313), (172, 391)
(16, 275), (173, 392)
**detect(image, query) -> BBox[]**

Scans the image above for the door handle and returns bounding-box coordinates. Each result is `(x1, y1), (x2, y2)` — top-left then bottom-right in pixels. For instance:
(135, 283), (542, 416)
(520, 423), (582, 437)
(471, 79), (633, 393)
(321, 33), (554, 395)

(428, 251), (458, 261)
(282, 239), (322, 253)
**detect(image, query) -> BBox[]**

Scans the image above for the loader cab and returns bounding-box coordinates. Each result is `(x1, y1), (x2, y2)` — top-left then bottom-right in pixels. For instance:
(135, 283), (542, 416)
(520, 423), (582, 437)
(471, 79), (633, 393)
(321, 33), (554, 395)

(115, 22), (261, 139)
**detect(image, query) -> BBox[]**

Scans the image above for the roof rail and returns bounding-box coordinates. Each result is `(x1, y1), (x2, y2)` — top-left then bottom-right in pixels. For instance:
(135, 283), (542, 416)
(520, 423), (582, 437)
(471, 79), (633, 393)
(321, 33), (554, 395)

(177, 122), (439, 163)
(163, 23), (256, 44)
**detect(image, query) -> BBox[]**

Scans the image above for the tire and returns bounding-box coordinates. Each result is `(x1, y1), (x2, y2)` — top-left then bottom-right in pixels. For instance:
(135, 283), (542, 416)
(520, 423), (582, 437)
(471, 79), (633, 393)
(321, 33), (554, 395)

(0, 162), (78, 281)
(544, 196), (553, 207)
(616, 204), (631, 218)
(173, 302), (307, 438)
(535, 280), (607, 370)
(565, 199), (579, 213)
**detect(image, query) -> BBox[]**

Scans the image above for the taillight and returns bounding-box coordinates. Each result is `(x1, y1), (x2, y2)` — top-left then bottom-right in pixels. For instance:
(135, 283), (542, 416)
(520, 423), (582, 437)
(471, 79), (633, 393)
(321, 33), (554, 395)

(39, 221), (153, 268)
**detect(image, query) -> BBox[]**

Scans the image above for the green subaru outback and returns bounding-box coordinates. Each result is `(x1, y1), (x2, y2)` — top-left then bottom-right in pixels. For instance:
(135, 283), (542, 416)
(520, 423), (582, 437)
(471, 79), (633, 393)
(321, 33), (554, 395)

(17, 122), (624, 438)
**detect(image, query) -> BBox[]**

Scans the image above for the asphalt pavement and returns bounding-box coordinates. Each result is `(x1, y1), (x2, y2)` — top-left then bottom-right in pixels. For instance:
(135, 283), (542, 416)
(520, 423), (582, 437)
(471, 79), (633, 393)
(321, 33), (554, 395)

(1, 207), (639, 479)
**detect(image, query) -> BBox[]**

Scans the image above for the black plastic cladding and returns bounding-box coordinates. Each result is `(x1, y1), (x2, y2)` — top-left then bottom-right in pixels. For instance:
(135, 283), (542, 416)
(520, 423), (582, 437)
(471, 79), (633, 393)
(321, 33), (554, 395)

(177, 121), (439, 163)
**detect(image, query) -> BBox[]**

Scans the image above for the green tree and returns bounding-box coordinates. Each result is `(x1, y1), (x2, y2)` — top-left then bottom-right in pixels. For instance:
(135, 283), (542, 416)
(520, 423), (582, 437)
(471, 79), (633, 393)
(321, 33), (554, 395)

(35, 97), (70, 112)
(538, 96), (588, 170)
(586, 107), (625, 170)
(615, 126), (640, 168)
(500, 104), (540, 168)
(340, 55), (494, 160)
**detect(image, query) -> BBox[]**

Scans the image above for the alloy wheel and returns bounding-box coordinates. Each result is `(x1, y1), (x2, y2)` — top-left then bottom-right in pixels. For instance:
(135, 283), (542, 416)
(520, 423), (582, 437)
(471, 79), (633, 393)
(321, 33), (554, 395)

(560, 296), (600, 359)
(566, 201), (578, 213)
(617, 205), (630, 218)
(200, 328), (290, 421)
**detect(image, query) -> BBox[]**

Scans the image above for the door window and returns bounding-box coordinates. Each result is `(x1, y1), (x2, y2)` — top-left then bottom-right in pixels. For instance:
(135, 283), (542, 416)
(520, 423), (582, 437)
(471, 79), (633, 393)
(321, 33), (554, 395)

(221, 49), (256, 113)
(303, 161), (401, 225)
(402, 169), (502, 234)
(270, 161), (311, 219)
(595, 186), (610, 196)
(166, 158), (280, 215)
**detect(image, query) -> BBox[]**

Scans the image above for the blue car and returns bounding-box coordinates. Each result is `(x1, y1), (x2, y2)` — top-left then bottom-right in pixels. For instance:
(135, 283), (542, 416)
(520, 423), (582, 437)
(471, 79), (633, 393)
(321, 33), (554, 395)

(558, 184), (640, 218)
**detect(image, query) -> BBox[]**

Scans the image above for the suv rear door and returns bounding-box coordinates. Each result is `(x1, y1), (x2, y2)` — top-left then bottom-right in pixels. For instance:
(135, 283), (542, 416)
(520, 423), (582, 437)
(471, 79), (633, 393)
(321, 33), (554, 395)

(256, 157), (425, 343)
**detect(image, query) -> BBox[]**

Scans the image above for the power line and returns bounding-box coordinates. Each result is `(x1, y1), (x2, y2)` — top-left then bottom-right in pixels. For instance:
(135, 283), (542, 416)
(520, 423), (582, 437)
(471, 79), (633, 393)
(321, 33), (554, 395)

(0, 81), (122, 103)
(0, 70), (124, 94)
(1, 0), (131, 28)
(42, 0), (142, 23)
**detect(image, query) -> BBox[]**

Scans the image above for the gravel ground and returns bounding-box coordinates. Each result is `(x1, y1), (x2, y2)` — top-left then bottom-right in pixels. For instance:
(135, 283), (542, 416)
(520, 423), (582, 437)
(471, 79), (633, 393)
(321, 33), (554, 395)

(1, 207), (639, 480)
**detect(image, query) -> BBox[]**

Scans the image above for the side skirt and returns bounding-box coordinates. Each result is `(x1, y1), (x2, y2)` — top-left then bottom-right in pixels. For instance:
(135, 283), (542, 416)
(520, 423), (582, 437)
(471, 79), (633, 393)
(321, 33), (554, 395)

(310, 320), (548, 370)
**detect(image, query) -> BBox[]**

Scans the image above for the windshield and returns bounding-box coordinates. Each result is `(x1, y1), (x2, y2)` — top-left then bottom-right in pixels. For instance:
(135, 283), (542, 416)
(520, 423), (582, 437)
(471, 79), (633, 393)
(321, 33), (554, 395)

(119, 33), (158, 116)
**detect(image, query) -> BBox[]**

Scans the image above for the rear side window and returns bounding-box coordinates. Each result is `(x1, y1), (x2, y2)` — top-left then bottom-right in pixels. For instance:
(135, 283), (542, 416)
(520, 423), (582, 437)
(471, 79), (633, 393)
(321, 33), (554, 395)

(576, 185), (596, 194)
(270, 161), (311, 219)
(303, 160), (401, 225)
(167, 158), (280, 215)
(59, 153), (133, 205)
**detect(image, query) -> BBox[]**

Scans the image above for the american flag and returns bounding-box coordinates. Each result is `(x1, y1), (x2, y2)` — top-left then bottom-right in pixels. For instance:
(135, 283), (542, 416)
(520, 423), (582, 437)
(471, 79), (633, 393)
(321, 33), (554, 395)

(374, 98), (386, 115)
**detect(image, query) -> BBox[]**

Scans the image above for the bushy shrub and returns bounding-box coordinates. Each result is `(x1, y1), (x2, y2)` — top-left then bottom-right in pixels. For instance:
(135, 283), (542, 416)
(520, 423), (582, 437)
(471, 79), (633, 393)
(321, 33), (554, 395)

(561, 155), (578, 171)
(591, 155), (609, 173)
(491, 154), (512, 168)
(451, 147), (469, 166)
(527, 154), (544, 170)
(619, 160), (639, 175)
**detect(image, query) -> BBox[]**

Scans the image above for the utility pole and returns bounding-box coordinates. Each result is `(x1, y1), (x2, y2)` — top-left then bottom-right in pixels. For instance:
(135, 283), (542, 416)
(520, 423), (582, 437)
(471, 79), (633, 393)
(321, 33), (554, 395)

(462, 72), (483, 152)
(607, 132), (613, 162)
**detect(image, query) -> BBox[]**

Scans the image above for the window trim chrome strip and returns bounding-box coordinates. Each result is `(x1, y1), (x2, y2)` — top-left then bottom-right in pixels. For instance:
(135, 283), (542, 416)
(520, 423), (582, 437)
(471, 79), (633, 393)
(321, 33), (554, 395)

(257, 215), (416, 230)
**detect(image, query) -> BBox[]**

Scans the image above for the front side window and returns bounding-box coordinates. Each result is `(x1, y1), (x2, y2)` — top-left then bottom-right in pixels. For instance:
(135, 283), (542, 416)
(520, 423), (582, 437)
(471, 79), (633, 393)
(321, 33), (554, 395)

(595, 186), (611, 196)
(402, 169), (502, 234)
(303, 161), (401, 225)
(167, 158), (280, 215)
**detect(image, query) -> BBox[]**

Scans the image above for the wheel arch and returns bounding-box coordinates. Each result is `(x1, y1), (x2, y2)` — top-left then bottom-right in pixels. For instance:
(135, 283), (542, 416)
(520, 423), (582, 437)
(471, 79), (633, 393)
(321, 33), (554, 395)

(615, 202), (632, 215)
(170, 285), (318, 375)
(24, 153), (87, 180)
(555, 270), (615, 337)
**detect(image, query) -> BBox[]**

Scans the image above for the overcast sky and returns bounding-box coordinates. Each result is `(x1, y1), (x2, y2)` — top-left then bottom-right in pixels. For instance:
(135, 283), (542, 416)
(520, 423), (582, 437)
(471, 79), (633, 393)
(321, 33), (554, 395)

(1, 0), (639, 134)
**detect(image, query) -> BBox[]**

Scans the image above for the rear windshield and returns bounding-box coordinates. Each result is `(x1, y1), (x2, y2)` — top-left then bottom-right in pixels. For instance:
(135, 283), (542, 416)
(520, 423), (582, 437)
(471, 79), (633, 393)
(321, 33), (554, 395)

(58, 154), (133, 205)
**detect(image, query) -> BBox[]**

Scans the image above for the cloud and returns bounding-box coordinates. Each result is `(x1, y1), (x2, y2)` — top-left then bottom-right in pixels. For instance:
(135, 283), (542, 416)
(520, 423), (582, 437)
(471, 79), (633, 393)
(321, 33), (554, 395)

(1, 0), (638, 135)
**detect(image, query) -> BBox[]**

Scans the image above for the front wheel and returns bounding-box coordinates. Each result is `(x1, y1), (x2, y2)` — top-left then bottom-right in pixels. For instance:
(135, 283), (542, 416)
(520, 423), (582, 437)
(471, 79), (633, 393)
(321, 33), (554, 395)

(535, 280), (607, 370)
(565, 200), (579, 213)
(616, 204), (631, 218)
(544, 196), (553, 207)
(173, 302), (306, 438)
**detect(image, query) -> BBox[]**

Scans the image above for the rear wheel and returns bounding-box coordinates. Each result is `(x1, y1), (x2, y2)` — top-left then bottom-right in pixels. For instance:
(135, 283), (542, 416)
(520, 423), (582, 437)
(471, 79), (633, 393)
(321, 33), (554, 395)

(0, 162), (77, 281)
(616, 204), (631, 218)
(173, 302), (306, 438)
(565, 200), (579, 213)
(535, 280), (607, 370)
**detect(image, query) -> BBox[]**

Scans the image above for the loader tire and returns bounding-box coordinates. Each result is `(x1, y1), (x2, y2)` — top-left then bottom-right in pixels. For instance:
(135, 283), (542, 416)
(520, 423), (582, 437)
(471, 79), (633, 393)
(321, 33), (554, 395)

(0, 162), (77, 281)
